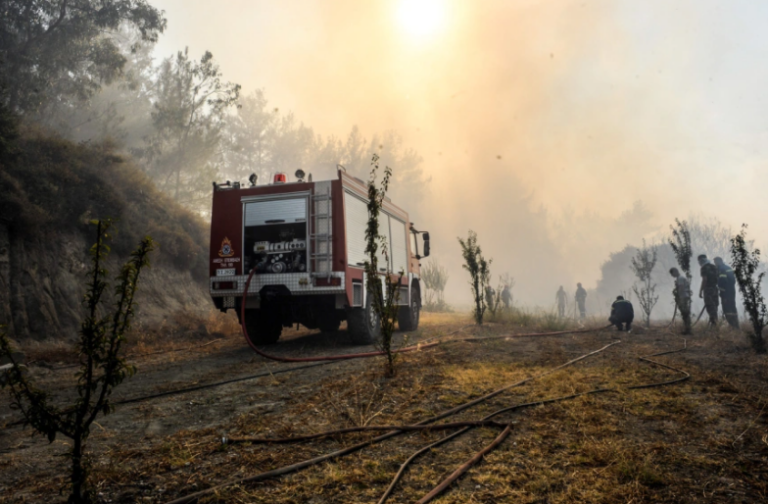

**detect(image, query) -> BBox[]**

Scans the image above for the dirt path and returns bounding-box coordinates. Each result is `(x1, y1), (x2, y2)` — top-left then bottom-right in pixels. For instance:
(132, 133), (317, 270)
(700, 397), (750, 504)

(2, 314), (767, 503)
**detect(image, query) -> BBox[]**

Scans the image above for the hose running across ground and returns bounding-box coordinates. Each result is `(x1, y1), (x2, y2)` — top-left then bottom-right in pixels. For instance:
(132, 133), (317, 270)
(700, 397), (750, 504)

(164, 341), (621, 504)
(239, 267), (611, 363)
(167, 340), (691, 504)
(404, 341), (690, 504)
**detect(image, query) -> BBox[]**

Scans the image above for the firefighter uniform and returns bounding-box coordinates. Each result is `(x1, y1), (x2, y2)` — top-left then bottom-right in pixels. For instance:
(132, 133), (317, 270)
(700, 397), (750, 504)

(556, 286), (567, 317)
(609, 296), (634, 331)
(699, 258), (720, 326)
(575, 283), (587, 319)
(673, 273), (692, 333)
(715, 258), (739, 329)
(485, 285), (495, 309)
(501, 286), (512, 310)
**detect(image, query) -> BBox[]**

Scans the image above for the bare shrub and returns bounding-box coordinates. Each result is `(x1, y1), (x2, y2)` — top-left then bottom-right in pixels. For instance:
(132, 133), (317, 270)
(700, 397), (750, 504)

(669, 219), (693, 334)
(458, 230), (491, 326)
(630, 240), (659, 327)
(422, 259), (450, 312)
(730, 225), (767, 354)
(364, 154), (402, 376)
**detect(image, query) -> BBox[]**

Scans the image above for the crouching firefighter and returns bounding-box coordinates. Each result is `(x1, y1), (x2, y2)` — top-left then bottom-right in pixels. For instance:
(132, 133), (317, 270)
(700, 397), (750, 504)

(609, 295), (634, 332)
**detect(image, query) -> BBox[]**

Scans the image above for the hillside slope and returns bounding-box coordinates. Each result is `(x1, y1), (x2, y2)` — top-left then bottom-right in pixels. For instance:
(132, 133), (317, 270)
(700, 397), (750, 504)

(0, 124), (213, 340)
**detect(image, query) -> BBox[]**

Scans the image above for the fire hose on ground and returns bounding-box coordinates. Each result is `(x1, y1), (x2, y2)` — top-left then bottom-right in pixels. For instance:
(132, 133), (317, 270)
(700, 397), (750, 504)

(164, 339), (692, 504)
(238, 267), (612, 363)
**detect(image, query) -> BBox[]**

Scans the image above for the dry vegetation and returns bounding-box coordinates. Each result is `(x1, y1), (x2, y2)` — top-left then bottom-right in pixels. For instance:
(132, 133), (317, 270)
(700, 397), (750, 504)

(2, 312), (768, 503)
(0, 125), (209, 278)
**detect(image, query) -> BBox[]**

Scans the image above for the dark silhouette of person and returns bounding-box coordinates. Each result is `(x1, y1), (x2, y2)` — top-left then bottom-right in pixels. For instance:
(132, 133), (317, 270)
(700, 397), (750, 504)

(697, 254), (719, 326)
(669, 267), (692, 334)
(556, 286), (567, 317)
(609, 295), (634, 331)
(575, 283), (587, 319)
(501, 285), (512, 310)
(714, 256), (739, 329)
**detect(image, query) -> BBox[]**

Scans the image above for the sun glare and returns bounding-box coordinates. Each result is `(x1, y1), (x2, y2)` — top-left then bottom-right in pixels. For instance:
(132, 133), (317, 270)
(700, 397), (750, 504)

(396, 0), (446, 40)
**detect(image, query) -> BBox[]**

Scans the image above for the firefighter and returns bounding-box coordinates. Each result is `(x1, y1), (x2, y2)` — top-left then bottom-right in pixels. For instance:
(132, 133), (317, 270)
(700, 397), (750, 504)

(609, 295), (634, 331)
(556, 286), (567, 317)
(697, 254), (720, 326)
(669, 267), (692, 334)
(501, 285), (512, 310)
(485, 284), (495, 310)
(575, 283), (587, 319)
(714, 257), (739, 329)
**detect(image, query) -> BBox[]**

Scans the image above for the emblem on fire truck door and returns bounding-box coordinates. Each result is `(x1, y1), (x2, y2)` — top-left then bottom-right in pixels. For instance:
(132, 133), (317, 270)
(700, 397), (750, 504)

(218, 237), (235, 258)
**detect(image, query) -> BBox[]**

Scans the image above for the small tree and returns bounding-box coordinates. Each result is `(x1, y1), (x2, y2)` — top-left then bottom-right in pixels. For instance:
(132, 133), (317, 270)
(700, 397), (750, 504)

(630, 240), (659, 327)
(730, 225), (767, 353)
(0, 221), (153, 503)
(669, 219), (693, 334)
(421, 259), (449, 312)
(458, 231), (491, 325)
(363, 154), (401, 376)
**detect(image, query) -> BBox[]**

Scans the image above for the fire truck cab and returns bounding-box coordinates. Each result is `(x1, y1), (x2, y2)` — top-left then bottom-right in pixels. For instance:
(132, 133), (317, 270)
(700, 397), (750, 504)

(208, 169), (430, 345)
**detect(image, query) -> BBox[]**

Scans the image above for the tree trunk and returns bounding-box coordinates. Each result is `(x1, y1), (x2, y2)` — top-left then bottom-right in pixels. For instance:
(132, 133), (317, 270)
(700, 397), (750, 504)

(69, 435), (90, 504)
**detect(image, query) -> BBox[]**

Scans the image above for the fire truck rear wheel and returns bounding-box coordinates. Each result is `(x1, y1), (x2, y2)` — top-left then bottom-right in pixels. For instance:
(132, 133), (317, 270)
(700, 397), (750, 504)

(347, 295), (381, 345)
(397, 290), (420, 331)
(243, 309), (282, 345)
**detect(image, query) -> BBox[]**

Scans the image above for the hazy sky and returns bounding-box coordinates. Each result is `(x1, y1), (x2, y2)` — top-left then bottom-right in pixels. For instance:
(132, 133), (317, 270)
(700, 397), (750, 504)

(150, 0), (768, 305)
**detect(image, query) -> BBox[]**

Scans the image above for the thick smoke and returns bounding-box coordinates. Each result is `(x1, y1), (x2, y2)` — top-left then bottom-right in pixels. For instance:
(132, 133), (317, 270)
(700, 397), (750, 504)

(148, 0), (768, 307)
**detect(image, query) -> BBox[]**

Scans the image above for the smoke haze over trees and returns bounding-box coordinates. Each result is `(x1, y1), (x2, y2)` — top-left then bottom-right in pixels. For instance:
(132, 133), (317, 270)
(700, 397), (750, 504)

(0, 1), (165, 117)
(4, 0), (768, 309)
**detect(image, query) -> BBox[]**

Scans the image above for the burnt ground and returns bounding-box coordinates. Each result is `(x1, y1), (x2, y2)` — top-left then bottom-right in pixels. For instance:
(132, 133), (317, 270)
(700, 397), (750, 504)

(1, 312), (767, 504)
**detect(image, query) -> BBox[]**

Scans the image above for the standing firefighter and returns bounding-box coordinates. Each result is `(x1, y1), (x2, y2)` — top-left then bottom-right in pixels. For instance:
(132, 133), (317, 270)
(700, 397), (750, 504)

(501, 284), (512, 310)
(575, 283), (587, 319)
(697, 254), (720, 326)
(609, 295), (634, 332)
(485, 284), (495, 311)
(669, 267), (692, 334)
(714, 256), (739, 329)
(556, 286), (567, 317)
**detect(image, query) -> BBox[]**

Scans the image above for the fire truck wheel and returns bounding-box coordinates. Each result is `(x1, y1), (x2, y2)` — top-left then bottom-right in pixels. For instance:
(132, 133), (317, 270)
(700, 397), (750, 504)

(347, 295), (381, 345)
(243, 309), (282, 345)
(397, 289), (421, 331)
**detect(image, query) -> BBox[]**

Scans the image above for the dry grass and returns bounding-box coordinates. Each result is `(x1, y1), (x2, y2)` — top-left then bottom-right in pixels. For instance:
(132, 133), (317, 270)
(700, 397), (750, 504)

(15, 309), (242, 367)
(2, 313), (768, 503)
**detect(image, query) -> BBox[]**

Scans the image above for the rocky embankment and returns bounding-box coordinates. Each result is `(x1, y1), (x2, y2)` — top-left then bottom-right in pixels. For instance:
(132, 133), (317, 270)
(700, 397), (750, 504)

(0, 128), (213, 341)
(0, 223), (211, 341)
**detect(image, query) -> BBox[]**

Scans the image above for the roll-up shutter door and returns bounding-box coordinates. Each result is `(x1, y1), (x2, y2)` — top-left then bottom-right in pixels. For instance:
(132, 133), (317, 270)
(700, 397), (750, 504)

(390, 216), (407, 274)
(245, 198), (307, 227)
(345, 191), (368, 267)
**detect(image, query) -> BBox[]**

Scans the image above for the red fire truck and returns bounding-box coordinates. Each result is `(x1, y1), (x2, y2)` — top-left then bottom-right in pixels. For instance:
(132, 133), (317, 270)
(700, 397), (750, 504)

(209, 169), (430, 345)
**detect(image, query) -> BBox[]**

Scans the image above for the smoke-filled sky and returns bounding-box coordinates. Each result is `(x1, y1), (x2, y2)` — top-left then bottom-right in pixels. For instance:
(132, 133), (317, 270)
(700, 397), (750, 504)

(151, 0), (768, 306)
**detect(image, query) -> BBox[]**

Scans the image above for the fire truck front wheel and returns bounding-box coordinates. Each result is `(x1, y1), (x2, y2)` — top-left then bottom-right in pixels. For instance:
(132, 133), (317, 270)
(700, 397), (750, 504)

(347, 296), (381, 345)
(242, 309), (282, 345)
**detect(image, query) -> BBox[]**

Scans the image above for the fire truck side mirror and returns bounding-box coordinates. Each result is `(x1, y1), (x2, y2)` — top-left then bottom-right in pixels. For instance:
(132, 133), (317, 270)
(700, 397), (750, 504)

(422, 232), (430, 258)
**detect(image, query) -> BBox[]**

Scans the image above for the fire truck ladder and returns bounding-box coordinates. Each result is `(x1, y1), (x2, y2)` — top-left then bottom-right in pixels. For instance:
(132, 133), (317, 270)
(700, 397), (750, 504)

(310, 183), (333, 280)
